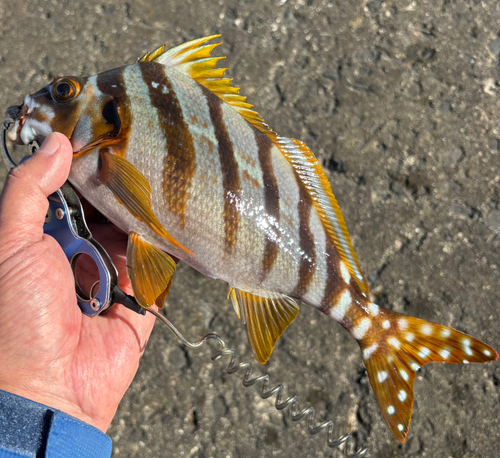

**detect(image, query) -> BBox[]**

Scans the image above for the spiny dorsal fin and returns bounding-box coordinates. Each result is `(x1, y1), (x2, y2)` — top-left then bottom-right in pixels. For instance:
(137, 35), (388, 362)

(138, 35), (276, 138)
(276, 136), (369, 296)
(229, 287), (299, 364)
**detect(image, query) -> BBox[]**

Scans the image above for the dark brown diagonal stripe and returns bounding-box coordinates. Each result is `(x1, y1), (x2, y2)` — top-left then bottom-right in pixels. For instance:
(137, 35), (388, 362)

(255, 131), (280, 276)
(95, 67), (131, 158)
(292, 178), (316, 298)
(321, 238), (344, 313)
(204, 91), (241, 253)
(139, 62), (196, 226)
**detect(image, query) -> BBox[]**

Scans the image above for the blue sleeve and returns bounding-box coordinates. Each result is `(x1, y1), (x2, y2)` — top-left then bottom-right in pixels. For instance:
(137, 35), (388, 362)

(0, 389), (112, 458)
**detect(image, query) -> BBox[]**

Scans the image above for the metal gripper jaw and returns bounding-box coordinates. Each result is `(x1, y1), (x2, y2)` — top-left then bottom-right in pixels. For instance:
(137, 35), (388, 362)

(44, 183), (145, 316)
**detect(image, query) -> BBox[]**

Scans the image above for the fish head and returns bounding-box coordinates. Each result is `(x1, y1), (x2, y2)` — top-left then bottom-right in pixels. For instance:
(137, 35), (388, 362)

(5, 74), (122, 156)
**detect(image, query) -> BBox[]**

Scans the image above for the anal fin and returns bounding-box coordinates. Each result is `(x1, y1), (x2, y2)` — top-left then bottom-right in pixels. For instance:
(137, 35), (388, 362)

(100, 150), (193, 256)
(127, 232), (177, 309)
(230, 288), (299, 364)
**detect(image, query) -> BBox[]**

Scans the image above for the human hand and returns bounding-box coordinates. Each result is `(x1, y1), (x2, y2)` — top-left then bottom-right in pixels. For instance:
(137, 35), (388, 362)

(0, 133), (156, 432)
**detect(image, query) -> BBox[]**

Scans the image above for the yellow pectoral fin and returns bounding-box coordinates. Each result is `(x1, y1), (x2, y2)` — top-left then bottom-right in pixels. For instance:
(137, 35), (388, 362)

(99, 150), (193, 256)
(127, 232), (177, 309)
(230, 288), (299, 364)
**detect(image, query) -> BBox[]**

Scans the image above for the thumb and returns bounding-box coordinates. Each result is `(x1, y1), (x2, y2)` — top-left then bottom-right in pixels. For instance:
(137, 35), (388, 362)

(0, 132), (73, 263)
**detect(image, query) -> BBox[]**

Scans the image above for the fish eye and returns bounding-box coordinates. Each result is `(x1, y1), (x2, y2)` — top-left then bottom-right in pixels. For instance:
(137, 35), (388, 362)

(52, 78), (80, 102)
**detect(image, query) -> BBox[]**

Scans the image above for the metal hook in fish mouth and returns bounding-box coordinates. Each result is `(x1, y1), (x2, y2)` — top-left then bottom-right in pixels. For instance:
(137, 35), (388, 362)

(1, 119), (39, 169)
(1, 120), (17, 169)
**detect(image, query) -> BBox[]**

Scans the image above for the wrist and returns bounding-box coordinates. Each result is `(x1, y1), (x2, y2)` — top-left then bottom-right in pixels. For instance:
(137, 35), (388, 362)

(0, 381), (106, 432)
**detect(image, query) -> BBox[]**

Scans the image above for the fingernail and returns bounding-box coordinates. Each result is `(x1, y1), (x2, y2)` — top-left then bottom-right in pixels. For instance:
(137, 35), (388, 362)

(39, 133), (60, 155)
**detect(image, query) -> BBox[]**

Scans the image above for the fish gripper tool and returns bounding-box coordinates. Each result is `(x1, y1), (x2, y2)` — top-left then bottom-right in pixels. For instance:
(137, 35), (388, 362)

(44, 182), (145, 316)
(1, 119), (368, 455)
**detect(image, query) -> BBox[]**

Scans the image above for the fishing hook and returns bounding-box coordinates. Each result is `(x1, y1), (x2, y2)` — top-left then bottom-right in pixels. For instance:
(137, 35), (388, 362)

(1, 120), (17, 169)
(1, 120), (39, 169)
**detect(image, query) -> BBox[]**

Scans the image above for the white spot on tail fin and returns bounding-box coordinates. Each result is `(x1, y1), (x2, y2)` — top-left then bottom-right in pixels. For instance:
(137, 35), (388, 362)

(463, 359), (469, 364)
(398, 390), (407, 402)
(462, 338), (473, 356)
(352, 318), (371, 339)
(418, 347), (431, 359)
(484, 349), (492, 357)
(339, 261), (350, 284)
(377, 371), (388, 383)
(363, 343), (378, 360)
(388, 337), (401, 349)
(398, 424), (404, 432)
(368, 302), (379, 316)
(398, 319), (408, 330)
(405, 332), (415, 342)
(330, 289), (351, 321)
(410, 362), (420, 371)
(420, 324), (433, 335)
(387, 405), (395, 415)
(383, 320), (390, 330)
(399, 369), (409, 381)
(439, 348), (451, 360)
(440, 328), (451, 338)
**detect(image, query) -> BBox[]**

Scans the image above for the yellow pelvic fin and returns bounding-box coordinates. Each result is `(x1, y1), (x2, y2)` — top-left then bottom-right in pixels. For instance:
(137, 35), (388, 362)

(360, 306), (498, 442)
(139, 35), (276, 139)
(99, 150), (193, 256)
(276, 137), (369, 296)
(230, 288), (299, 364)
(126, 232), (177, 309)
(227, 286), (240, 319)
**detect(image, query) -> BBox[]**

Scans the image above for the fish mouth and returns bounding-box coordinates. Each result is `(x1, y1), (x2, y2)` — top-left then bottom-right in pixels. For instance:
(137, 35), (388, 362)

(5, 103), (30, 145)
(5, 103), (50, 147)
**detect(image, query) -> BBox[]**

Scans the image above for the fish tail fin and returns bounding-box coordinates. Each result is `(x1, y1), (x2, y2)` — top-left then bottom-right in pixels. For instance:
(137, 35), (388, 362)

(358, 305), (498, 442)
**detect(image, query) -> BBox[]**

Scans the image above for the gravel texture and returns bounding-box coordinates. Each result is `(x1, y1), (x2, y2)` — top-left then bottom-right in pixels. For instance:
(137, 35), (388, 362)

(1, 1), (500, 457)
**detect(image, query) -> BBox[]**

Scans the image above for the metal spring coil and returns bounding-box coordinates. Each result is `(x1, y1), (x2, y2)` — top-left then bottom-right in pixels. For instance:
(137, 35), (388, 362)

(148, 308), (369, 457)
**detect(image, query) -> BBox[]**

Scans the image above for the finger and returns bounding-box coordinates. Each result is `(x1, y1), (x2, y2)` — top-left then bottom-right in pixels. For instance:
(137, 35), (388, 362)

(0, 133), (73, 263)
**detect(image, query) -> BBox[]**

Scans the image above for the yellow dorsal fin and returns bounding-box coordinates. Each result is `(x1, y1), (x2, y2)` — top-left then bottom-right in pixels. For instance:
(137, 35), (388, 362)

(127, 232), (177, 309)
(139, 35), (276, 138)
(276, 137), (369, 296)
(229, 288), (299, 364)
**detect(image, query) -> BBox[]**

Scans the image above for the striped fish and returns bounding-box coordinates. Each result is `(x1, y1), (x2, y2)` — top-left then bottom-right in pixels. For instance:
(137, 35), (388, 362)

(5, 36), (498, 442)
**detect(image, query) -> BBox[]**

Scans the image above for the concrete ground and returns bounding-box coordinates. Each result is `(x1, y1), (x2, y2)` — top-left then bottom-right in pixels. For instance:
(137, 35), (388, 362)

(1, 0), (499, 456)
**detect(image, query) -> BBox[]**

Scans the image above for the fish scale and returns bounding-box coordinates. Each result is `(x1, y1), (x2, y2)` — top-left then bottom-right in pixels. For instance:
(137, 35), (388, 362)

(5, 35), (497, 443)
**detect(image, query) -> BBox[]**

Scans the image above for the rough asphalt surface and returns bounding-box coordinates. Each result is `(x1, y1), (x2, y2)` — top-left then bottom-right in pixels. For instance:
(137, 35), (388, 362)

(1, 1), (499, 457)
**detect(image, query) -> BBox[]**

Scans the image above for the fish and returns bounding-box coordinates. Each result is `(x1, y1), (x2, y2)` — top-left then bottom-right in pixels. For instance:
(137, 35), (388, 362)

(5, 35), (498, 442)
